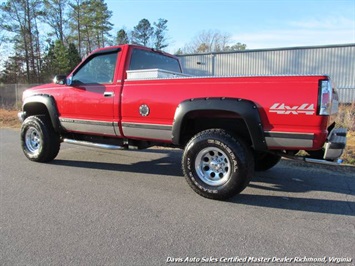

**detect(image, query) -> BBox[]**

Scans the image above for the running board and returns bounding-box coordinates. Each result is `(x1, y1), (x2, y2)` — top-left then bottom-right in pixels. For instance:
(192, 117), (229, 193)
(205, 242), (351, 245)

(304, 158), (343, 166)
(63, 139), (125, 150)
(277, 152), (343, 166)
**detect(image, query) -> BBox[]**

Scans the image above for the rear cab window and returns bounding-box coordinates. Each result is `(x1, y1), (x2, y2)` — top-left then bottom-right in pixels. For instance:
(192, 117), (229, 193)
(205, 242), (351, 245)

(128, 49), (182, 73)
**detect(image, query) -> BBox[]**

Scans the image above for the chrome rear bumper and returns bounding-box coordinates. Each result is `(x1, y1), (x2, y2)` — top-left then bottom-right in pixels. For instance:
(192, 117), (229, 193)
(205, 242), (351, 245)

(323, 128), (347, 160)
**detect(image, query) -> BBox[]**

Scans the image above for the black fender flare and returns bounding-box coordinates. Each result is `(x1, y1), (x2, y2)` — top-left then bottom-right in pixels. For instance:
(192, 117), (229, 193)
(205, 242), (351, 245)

(22, 94), (61, 132)
(172, 97), (267, 151)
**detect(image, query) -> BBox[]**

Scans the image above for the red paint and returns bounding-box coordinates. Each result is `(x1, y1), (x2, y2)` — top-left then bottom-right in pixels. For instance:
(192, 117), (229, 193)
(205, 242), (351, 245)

(23, 44), (337, 150)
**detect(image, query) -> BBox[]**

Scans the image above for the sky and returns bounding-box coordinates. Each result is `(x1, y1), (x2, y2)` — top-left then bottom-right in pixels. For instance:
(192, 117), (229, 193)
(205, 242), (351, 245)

(105, 0), (355, 53)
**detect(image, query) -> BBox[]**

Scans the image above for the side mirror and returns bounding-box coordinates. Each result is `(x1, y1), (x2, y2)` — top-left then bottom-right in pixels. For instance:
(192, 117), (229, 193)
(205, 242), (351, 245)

(67, 75), (73, 86)
(53, 75), (68, 85)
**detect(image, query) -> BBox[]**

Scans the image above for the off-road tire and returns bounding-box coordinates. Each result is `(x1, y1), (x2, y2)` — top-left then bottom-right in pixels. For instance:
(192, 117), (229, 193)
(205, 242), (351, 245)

(182, 129), (254, 200)
(254, 152), (281, 171)
(21, 115), (60, 162)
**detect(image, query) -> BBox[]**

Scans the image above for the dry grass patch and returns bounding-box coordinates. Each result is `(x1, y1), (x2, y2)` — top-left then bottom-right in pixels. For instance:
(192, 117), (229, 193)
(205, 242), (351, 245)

(342, 131), (355, 165)
(336, 104), (355, 165)
(0, 109), (21, 128)
(336, 103), (355, 131)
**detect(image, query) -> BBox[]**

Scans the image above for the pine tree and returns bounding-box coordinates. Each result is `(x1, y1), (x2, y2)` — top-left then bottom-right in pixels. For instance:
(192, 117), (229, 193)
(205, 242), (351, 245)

(69, 0), (112, 55)
(67, 43), (81, 72)
(1, 0), (44, 83)
(131, 19), (154, 46)
(0, 53), (26, 83)
(53, 40), (70, 74)
(41, 41), (81, 81)
(116, 29), (129, 45)
(153, 18), (168, 50)
(42, 0), (68, 43)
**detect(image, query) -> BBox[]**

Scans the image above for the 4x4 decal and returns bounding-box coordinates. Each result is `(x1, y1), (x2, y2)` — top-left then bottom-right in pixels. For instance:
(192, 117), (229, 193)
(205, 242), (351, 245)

(269, 103), (315, 115)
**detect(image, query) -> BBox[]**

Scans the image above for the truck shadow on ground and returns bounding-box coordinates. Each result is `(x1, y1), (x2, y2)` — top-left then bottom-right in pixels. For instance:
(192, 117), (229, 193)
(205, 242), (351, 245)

(52, 148), (184, 177)
(52, 149), (355, 216)
(232, 162), (355, 216)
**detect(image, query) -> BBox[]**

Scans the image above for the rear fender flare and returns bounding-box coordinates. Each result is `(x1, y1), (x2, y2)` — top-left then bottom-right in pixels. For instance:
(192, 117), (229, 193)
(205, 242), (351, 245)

(172, 98), (267, 151)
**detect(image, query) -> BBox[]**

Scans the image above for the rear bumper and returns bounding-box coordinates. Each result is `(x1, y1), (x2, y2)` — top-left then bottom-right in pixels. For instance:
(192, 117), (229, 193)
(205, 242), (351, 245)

(323, 128), (347, 160)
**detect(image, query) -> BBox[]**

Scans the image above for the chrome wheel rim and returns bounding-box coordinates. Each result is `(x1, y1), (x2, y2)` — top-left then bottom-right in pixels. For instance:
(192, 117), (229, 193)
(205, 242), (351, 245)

(25, 127), (41, 153)
(195, 147), (231, 186)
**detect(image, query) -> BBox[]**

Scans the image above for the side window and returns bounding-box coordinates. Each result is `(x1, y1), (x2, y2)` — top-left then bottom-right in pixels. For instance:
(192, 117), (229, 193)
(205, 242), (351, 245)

(129, 49), (181, 73)
(72, 52), (118, 84)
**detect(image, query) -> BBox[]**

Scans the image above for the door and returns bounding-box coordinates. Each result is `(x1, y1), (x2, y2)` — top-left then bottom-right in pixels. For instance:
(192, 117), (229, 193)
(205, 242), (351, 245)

(59, 50), (120, 136)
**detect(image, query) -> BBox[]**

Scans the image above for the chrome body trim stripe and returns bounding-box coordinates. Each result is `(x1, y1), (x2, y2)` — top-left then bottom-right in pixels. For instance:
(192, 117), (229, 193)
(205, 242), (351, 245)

(122, 122), (172, 141)
(264, 131), (314, 139)
(264, 131), (314, 148)
(60, 118), (120, 136)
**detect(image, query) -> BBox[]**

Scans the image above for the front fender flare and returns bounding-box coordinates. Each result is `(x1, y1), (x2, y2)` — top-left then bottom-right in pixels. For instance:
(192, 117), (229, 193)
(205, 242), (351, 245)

(22, 94), (61, 132)
(172, 98), (267, 151)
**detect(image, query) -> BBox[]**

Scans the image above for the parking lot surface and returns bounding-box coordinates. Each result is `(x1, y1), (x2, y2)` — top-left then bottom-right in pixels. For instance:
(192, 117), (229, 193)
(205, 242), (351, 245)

(1, 128), (354, 265)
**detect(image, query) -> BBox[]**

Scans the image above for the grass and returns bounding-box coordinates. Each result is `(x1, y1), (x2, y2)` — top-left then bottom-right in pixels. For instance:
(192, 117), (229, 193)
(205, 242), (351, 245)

(0, 109), (21, 128)
(335, 103), (355, 165)
(336, 102), (355, 131)
(1, 105), (354, 165)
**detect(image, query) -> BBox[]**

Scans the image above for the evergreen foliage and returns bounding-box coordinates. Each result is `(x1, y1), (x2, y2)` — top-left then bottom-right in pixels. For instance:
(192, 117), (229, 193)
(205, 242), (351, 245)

(0, 0), (245, 83)
(116, 29), (129, 45)
(131, 19), (154, 46)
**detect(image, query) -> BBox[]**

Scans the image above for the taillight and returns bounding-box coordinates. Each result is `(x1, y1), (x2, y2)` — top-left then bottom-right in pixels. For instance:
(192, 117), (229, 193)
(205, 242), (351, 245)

(319, 80), (332, 115)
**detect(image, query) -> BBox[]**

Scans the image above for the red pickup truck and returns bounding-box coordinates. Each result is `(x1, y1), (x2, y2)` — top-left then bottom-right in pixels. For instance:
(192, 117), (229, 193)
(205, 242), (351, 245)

(18, 44), (347, 200)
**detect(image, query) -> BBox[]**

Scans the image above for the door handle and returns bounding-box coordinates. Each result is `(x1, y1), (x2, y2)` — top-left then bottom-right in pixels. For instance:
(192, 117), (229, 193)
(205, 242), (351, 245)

(103, 92), (114, 97)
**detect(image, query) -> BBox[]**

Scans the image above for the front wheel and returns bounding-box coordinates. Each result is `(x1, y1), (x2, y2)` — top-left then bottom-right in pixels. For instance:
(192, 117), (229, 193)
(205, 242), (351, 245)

(182, 129), (254, 200)
(21, 116), (60, 162)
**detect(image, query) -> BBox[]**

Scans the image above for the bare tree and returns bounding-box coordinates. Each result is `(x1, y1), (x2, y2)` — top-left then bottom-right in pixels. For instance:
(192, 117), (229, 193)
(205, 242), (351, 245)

(182, 30), (246, 54)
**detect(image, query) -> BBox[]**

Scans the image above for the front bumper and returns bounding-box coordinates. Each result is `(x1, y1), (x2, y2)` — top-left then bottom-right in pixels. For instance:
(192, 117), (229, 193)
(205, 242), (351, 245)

(323, 128), (347, 160)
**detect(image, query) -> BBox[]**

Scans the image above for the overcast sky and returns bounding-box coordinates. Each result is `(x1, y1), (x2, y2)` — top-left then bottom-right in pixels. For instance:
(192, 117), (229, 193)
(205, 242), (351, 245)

(106, 0), (355, 53)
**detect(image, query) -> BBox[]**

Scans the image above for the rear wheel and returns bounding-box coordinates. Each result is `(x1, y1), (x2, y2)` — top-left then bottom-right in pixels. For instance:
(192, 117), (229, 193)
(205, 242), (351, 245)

(182, 129), (254, 200)
(21, 116), (60, 162)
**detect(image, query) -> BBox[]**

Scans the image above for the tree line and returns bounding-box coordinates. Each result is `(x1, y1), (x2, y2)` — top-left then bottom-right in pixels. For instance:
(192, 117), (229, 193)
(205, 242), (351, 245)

(0, 0), (246, 84)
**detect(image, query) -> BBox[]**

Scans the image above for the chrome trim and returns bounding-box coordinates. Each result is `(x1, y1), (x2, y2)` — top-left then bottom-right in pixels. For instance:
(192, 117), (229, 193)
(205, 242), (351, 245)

(113, 121), (121, 136)
(122, 122), (172, 131)
(63, 139), (124, 150)
(304, 158), (343, 166)
(264, 131), (314, 148)
(122, 122), (172, 141)
(60, 118), (119, 136)
(323, 128), (347, 160)
(264, 131), (314, 139)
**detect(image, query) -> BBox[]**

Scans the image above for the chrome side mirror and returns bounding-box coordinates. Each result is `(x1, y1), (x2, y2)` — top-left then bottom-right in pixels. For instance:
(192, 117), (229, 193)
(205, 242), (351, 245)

(53, 75), (68, 85)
